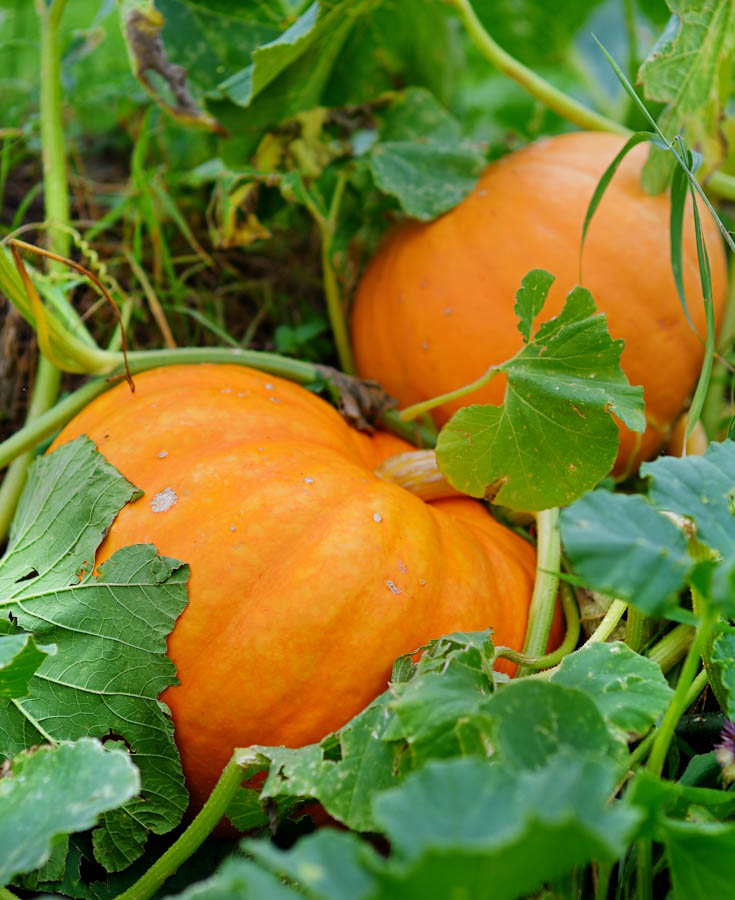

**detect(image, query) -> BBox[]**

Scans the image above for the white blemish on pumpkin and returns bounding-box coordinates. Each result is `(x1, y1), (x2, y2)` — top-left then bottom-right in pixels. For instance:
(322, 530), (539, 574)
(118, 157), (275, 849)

(419, 279), (428, 289)
(237, 392), (246, 397)
(229, 525), (236, 532)
(420, 579), (426, 586)
(151, 488), (177, 513)
(421, 341), (429, 351)
(264, 383), (274, 390)
(304, 477), (314, 484)
(385, 579), (401, 594)
(157, 450), (168, 459)
(269, 397), (281, 403)
(443, 307), (452, 316)
(221, 388), (232, 393)
(397, 560), (407, 573)
(150, 403), (157, 409)
(373, 513), (382, 523)
(477, 188), (487, 197)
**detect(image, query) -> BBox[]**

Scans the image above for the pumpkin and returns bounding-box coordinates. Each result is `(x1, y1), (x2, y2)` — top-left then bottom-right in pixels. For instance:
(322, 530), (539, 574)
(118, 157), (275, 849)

(351, 131), (728, 474)
(53, 364), (546, 809)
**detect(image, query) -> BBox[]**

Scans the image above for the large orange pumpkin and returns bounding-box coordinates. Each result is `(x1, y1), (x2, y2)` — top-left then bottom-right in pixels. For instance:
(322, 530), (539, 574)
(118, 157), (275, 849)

(53, 364), (544, 808)
(351, 131), (728, 474)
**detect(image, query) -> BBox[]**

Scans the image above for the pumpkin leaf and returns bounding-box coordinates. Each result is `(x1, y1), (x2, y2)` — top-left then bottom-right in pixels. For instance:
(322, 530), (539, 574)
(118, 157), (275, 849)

(0, 438), (189, 870)
(0, 739), (139, 886)
(639, 0), (735, 193)
(513, 269), (556, 343)
(234, 698), (398, 833)
(560, 490), (693, 616)
(641, 440), (735, 557)
(662, 820), (735, 899)
(363, 88), (485, 220)
(435, 283), (646, 510)
(188, 756), (639, 900)
(0, 633), (55, 700)
(550, 642), (675, 736)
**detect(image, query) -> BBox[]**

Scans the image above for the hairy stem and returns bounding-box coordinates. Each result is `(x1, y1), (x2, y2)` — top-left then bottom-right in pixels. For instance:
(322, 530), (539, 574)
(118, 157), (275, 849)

(113, 755), (244, 900)
(518, 508), (561, 677)
(497, 581), (579, 671)
(400, 365), (501, 421)
(0, 348), (438, 472)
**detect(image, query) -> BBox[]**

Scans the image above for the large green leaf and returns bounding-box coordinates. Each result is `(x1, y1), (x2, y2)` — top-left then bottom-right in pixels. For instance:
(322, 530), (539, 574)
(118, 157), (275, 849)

(0, 739), (139, 885)
(560, 490), (692, 616)
(183, 756), (639, 900)
(639, 0), (735, 192)
(641, 441), (735, 557)
(0, 438), (189, 869)
(436, 275), (645, 510)
(663, 820), (735, 899)
(551, 642), (674, 736)
(362, 88), (485, 220)
(0, 634), (55, 700)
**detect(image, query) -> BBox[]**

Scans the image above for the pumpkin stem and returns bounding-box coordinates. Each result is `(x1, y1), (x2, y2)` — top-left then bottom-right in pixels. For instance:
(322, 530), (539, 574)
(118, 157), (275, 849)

(374, 449), (465, 501)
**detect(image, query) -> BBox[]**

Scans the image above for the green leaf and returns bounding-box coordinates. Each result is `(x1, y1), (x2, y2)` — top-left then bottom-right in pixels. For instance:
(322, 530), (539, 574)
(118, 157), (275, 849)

(0, 438), (189, 866)
(560, 490), (692, 616)
(513, 269), (556, 343)
(436, 284), (645, 510)
(628, 770), (735, 837)
(642, 441), (735, 557)
(551, 642), (674, 736)
(663, 819), (735, 899)
(639, 0), (735, 192)
(244, 830), (377, 900)
(710, 632), (735, 720)
(483, 680), (624, 769)
(0, 633), (55, 700)
(471, 0), (606, 66)
(210, 0), (382, 153)
(368, 756), (639, 900)
(164, 854), (302, 899)
(235, 697), (398, 833)
(0, 739), (139, 885)
(364, 88), (485, 220)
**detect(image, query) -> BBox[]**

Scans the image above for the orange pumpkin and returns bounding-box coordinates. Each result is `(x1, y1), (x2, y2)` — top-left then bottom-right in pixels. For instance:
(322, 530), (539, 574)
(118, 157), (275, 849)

(53, 364), (544, 808)
(351, 131), (728, 474)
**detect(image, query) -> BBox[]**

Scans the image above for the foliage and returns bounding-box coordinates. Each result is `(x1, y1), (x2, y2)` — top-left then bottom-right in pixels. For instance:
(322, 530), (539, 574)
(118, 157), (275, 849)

(2, 0), (735, 898)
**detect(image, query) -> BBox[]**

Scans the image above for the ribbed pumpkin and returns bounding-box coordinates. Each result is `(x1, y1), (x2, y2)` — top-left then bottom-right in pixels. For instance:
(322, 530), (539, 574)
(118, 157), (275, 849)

(53, 364), (543, 808)
(351, 131), (728, 474)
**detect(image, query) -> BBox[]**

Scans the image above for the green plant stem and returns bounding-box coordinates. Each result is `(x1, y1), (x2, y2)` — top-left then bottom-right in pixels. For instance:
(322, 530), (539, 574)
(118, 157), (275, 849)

(447, 0), (735, 202)
(621, 0), (639, 88)
(0, 348), (438, 472)
(0, 358), (61, 540)
(518, 508), (561, 677)
(113, 754), (244, 900)
(496, 581), (579, 670)
(1, 0), (70, 538)
(624, 606), (646, 653)
(308, 172), (355, 375)
(585, 598), (628, 644)
(400, 365), (501, 421)
(647, 611), (715, 778)
(646, 624), (694, 674)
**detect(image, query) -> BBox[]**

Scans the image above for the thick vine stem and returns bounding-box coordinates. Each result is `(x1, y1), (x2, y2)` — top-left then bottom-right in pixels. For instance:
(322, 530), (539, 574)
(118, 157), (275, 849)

(624, 605), (646, 653)
(113, 755), (244, 900)
(584, 598), (628, 644)
(517, 508), (561, 678)
(647, 609), (715, 779)
(646, 624), (694, 674)
(448, 0), (735, 203)
(0, 349), (438, 473)
(399, 365), (501, 422)
(496, 581), (580, 671)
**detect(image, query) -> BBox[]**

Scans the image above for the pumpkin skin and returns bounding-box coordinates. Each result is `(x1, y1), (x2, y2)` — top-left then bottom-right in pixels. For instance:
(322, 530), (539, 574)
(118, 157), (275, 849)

(52, 364), (542, 809)
(351, 131), (728, 473)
